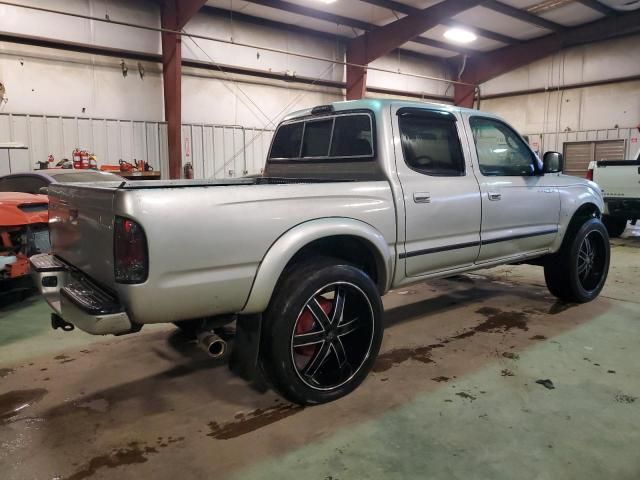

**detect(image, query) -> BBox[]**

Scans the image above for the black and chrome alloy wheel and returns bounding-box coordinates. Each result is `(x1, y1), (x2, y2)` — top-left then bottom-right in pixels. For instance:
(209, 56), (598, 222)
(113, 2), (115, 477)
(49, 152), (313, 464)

(291, 282), (375, 391)
(576, 230), (607, 292)
(261, 258), (383, 405)
(544, 217), (610, 303)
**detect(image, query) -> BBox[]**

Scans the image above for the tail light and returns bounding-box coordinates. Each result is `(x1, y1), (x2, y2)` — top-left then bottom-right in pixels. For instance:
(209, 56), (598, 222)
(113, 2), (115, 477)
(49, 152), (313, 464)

(114, 217), (148, 283)
(586, 168), (594, 181)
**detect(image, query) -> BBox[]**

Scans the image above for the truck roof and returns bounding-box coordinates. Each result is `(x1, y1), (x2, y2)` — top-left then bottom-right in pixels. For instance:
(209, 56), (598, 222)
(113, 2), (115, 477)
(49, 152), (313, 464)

(282, 98), (487, 122)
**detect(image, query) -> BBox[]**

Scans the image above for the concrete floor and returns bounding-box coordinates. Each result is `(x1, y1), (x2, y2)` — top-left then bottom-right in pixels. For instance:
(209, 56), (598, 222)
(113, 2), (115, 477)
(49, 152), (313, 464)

(1, 226), (639, 480)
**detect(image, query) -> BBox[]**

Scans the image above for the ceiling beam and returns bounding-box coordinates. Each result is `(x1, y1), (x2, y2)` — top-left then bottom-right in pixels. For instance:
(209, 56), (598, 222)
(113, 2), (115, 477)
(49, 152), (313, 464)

(242, 0), (477, 55)
(200, 5), (448, 65)
(483, 0), (565, 31)
(455, 9), (640, 107)
(247, 0), (372, 30)
(576, 0), (617, 16)
(411, 36), (478, 56)
(346, 0), (484, 99)
(349, 0), (485, 64)
(443, 20), (519, 45)
(358, 0), (519, 44)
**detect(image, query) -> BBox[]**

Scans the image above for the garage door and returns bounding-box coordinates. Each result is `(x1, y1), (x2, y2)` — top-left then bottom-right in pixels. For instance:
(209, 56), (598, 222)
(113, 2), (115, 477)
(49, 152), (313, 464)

(563, 139), (626, 177)
(594, 140), (626, 162)
(563, 142), (593, 177)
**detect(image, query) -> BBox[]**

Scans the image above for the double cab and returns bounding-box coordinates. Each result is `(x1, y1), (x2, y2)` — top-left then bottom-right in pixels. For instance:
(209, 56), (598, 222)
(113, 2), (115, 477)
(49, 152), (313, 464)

(31, 99), (610, 405)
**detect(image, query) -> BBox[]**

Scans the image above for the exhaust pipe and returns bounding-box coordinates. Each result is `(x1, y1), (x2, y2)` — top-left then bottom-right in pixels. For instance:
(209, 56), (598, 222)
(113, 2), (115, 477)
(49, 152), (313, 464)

(197, 330), (227, 359)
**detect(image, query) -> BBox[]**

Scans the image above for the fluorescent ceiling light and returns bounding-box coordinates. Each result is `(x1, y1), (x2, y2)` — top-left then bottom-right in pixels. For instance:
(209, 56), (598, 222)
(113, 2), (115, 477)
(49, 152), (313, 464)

(443, 28), (477, 44)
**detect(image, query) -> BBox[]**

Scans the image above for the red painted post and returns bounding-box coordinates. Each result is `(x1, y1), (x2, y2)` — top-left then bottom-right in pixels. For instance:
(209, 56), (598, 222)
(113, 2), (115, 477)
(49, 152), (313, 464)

(161, 2), (182, 179)
(454, 84), (475, 109)
(161, 0), (208, 179)
(346, 40), (367, 100)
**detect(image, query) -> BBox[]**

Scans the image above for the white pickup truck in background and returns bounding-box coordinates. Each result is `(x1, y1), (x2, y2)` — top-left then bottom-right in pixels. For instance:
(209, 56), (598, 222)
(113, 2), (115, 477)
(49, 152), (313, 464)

(588, 146), (640, 237)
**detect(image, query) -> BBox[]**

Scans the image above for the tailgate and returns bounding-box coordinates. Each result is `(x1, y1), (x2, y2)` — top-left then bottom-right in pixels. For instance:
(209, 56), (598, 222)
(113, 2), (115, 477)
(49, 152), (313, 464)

(48, 184), (119, 289)
(595, 160), (640, 199)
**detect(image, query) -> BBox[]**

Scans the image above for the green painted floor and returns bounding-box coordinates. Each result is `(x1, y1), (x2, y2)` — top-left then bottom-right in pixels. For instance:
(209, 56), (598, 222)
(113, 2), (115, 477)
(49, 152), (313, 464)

(233, 302), (640, 480)
(0, 226), (638, 480)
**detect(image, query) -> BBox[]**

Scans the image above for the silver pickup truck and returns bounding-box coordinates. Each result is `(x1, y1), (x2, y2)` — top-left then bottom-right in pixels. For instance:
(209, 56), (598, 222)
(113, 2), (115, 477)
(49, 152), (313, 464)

(31, 99), (610, 405)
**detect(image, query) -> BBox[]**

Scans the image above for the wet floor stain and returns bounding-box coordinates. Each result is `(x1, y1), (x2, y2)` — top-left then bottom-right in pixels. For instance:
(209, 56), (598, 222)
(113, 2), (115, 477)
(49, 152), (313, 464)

(207, 404), (302, 440)
(615, 393), (637, 404)
(431, 376), (450, 382)
(0, 388), (48, 423)
(65, 442), (158, 480)
(54, 354), (76, 364)
(502, 352), (520, 360)
(530, 335), (547, 340)
(473, 307), (529, 333)
(455, 391), (477, 401)
(0, 367), (15, 378)
(373, 343), (444, 373)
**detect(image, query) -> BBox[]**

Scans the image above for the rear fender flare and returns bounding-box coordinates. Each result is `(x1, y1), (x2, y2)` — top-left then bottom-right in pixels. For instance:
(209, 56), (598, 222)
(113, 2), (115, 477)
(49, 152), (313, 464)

(241, 218), (393, 314)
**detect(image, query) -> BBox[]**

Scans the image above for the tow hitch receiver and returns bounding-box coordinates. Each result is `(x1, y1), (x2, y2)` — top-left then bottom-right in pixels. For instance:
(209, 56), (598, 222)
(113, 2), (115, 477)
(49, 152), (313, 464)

(51, 313), (74, 332)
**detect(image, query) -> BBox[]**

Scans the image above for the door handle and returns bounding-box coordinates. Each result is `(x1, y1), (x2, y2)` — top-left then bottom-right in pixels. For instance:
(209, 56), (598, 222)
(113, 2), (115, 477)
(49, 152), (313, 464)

(413, 192), (431, 203)
(487, 192), (502, 201)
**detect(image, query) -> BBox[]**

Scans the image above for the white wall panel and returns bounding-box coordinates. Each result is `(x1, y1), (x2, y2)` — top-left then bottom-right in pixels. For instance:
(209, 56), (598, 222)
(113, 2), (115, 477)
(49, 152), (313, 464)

(481, 35), (640, 96)
(0, 0), (160, 54)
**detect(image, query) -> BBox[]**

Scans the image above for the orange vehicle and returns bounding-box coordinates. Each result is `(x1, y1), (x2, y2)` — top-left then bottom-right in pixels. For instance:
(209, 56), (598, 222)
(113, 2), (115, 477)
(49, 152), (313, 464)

(0, 192), (50, 281)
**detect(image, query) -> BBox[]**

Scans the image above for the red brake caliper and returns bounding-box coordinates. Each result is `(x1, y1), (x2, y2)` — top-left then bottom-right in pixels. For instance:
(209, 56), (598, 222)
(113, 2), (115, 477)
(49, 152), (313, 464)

(295, 297), (332, 357)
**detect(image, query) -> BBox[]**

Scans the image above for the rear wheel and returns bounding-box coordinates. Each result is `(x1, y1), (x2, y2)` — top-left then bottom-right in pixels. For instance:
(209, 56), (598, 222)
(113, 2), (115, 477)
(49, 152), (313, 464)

(544, 218), (610, 303)
(602, 215), (627, 238)
(261, 258), (383, 405)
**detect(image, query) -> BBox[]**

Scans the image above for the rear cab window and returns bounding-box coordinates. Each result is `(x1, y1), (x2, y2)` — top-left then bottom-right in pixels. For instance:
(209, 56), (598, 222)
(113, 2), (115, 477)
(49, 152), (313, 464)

(266, 109), (380, 180)
(269, 111), (374, 161)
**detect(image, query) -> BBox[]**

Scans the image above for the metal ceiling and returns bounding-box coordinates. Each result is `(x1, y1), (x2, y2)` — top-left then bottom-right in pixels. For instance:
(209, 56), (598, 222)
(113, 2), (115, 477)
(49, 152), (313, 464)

(203, 0), (639, 58)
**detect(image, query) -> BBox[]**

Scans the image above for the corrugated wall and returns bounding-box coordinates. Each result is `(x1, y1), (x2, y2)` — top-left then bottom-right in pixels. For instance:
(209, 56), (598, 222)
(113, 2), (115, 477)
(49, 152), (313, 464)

(0, 113), (273, 178)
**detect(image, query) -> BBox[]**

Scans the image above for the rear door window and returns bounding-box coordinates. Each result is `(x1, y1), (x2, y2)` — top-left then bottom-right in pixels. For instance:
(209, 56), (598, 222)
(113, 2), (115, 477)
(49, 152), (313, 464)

(399, 113), (465, 176)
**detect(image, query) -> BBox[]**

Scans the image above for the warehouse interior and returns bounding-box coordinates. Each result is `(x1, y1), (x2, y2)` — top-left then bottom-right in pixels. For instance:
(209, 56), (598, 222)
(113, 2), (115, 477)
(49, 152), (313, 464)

(1, 0), (639, 479)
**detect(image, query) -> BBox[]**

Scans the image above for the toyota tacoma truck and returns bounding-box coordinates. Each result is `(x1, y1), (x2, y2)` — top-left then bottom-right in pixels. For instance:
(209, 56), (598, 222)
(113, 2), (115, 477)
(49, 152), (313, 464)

(587, 146), (640, 237)
(30, 99), (610, 405)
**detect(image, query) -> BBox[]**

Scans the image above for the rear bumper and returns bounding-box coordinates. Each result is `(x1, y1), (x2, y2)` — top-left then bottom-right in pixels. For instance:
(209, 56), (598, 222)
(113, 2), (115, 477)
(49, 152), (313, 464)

(30, 253), (135, 335)
(604, 198), (640, 218)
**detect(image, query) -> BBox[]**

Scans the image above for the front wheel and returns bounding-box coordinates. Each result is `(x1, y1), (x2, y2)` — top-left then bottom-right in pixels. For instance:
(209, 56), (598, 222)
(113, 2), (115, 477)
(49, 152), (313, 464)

(261, 258), (383, 405)
(544, 218), (610, 303)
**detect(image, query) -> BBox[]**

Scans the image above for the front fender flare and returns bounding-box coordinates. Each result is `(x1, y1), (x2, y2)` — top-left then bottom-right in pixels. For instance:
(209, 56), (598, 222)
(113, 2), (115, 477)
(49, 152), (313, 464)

(241, 218), (394, 314)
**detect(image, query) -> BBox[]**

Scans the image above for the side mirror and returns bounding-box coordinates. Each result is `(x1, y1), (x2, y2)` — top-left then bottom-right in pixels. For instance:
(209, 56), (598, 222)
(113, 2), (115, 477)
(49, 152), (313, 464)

(543, 151), (563, 174)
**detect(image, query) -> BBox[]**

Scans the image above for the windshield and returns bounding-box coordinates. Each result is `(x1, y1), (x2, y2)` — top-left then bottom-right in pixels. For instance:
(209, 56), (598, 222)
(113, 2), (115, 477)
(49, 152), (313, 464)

(48, 171), (122, 183)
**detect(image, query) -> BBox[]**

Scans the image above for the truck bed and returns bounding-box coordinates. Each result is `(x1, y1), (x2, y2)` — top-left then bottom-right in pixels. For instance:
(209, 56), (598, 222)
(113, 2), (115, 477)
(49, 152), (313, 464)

(47, 177), (396, 324)
(594, 159), (640, 200)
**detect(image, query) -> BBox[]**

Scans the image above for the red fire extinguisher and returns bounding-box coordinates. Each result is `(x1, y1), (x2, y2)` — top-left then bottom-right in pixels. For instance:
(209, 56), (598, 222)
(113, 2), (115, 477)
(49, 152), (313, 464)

(183, 162), (194, 179)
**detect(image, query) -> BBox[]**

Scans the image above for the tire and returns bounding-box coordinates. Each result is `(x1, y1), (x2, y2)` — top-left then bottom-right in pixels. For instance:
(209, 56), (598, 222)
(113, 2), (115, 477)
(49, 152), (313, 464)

(602, 215), (627, 238)
(261, 257), (383, 405)
(544, 217), (610, 303)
